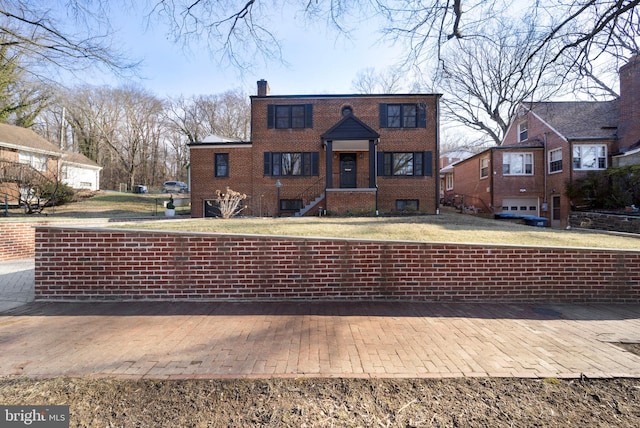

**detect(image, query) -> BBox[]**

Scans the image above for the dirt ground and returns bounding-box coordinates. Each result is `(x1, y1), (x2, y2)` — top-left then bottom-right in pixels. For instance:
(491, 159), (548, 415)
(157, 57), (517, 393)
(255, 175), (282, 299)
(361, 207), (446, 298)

(1, 374), (640, 427)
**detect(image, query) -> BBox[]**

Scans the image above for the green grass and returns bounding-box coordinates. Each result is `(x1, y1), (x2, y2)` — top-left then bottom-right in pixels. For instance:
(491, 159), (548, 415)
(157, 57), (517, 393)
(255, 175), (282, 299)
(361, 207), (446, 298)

(40, 191), (190, 218)
(119, 210), (640, 250)
(4, 192), (638, 250)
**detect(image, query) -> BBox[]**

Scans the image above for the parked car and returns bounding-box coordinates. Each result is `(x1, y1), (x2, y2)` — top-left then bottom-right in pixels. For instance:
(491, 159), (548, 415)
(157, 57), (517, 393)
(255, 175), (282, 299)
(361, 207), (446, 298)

(162, 181), (188, 193)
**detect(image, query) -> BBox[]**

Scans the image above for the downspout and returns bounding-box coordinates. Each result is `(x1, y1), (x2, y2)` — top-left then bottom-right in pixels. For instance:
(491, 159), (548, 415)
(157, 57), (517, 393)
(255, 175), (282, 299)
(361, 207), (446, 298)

(435, 96), (441, 214)
(490, 148), (495, 213)
(370, 138), (379, 215)
(543, 133), (548, 217)
(568, 139), (573, 212)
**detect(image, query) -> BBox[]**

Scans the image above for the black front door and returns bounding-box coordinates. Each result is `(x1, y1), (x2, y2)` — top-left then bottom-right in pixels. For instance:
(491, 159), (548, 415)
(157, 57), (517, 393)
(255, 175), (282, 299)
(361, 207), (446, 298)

(340, 153), (357, 188)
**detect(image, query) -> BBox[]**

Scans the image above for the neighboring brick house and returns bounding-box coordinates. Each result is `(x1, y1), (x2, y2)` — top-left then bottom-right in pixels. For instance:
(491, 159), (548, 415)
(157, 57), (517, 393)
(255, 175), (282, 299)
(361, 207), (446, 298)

(449, 55), (640, 228)
(189, 81), (441, 217)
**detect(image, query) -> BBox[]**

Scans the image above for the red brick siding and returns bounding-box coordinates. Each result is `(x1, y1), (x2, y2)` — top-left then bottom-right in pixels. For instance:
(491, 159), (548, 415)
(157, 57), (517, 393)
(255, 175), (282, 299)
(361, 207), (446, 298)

(189, 145), (254, 217)
(326, 190), (376, 214)
(35, 227), (640, 303)
(190, 94), (439, 217)
(450, 153), (492, 211)
(619, 55), (640, 152)
(0, 222), (41, 260)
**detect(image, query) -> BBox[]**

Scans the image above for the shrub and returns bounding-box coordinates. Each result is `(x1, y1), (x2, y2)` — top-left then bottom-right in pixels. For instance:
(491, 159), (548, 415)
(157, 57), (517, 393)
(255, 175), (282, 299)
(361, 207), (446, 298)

(214, 187), (247, 219)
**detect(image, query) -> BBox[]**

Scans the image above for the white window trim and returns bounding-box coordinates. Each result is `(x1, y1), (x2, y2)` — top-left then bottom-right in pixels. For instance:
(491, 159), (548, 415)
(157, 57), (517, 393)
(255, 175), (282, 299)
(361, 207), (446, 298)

(518, 121), (528, 142)
(548, 148), (563, 174)
(480, 157), (489, 179)
(572, 144), (607, 171)
(503, 152), (534, 176)
(445, 173), (454, 190)
(19, 151), (48, 172)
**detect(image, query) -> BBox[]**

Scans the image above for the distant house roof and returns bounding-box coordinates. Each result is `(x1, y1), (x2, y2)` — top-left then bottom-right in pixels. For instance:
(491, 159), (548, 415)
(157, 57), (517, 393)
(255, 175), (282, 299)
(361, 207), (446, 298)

(201, 134), (242, 143)
(526, 100), (619, 140)
(63, 151), (102, 170)
(0, 123), (63, 156)
(189, 134), (251, 148)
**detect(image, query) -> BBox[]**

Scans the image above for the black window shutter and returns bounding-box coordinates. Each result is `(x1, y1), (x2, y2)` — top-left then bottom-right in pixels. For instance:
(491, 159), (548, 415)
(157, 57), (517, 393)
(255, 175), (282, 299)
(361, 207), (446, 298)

(414, 152), (423, 176)
(267, 105), (275, 128)
(418, 104), (427, 128)
(379, 104), (388, 128)
(305, 104), (313, 128)
(377, 152), (385, 176)
(263, 152), (272, 175)
(311, 152), (319, 176)
(424, 151), (433, 176)
(272, 152), (282, 176)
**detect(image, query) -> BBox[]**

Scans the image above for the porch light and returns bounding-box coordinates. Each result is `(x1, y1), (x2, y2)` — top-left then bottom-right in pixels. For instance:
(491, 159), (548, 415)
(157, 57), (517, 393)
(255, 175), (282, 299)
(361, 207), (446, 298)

(275, 180), (282, 217)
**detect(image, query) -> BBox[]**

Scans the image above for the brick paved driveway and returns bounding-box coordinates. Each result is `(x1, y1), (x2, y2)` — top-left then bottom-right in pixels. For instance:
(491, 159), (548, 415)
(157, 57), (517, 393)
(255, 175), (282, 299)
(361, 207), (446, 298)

(2, 300), (640, 379)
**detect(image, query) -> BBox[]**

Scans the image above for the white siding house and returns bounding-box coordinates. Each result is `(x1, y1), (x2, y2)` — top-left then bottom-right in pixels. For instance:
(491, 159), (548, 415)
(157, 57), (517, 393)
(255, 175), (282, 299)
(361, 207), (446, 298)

(61, 152), (102, 191)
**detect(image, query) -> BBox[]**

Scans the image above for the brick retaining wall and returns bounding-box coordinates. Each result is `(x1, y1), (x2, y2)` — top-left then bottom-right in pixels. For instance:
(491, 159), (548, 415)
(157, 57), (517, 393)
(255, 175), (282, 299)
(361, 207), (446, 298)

(0, 222), (42, 261)
(34, 226), (640, 303)
(568, 212), (640, 234)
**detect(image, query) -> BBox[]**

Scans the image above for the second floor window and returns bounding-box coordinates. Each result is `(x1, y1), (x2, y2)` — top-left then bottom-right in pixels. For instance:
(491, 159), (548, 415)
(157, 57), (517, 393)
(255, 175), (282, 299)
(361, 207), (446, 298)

(268, 104), (313, 129)
(548, 149), (562, 173)
(480, 157), (489, 178)
(379, 103), (426, 128)
(215, 153), (229, 177)
(503, 153), (533, 175)
(518, 121), (528, 142)
(573, 144), (606, 170)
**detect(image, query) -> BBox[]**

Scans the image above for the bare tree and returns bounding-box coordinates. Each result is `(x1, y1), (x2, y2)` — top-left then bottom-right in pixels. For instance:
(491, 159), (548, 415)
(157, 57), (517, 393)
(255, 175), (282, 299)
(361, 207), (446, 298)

(434, 22), (560, 146)
(0, 41), (52, 127)
(165, 89), (250, 142)
(147, 1), (639, 76)
(351, 67), (405, 94)
(0, 0), (137, 77)
(0, 159), (67, 214)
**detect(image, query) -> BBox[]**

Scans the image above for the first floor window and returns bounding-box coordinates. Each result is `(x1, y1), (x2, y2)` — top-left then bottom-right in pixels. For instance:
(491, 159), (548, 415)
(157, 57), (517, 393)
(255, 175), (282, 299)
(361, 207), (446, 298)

(280, 199), (303, 211)
(215, 153), (229, 177)
(480, 157), (489, 178)
(503, 153), (533, 175)
(445, 173), (453, 190)
(19, 151), (47, 171)
(378, 151), (431, 176)
(573, 144), (606, 170)
(548, 148), (562, 173)
(264, 152), (319, 176)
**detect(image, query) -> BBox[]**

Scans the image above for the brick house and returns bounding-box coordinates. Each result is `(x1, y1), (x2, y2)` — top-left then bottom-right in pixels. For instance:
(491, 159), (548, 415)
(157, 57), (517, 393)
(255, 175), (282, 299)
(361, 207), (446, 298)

(189, 81), (441, 217)
(0, 123), (64, 204)
(0, 124), (103, 203)
(449, 55), (640, 228)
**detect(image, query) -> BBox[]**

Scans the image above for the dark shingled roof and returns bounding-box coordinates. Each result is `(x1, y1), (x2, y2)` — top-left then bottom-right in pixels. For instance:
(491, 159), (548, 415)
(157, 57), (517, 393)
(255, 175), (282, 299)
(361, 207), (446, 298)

(0, 123), (63, 154)
(527, 100), (619, 140)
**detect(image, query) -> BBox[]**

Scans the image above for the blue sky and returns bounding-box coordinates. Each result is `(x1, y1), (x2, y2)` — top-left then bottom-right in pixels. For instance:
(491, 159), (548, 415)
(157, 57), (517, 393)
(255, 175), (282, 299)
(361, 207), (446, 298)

(94, 5), (405, 98)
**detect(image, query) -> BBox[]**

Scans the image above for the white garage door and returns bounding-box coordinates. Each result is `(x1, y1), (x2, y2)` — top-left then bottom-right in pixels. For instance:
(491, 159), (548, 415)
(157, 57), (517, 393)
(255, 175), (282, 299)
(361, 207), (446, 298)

(501, 198), (539, 216)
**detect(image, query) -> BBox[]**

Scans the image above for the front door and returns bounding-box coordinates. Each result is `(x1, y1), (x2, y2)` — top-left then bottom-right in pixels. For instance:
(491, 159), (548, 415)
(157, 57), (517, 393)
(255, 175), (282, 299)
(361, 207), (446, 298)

(340, 153), (357, 188)
(552, 195), (561, 228)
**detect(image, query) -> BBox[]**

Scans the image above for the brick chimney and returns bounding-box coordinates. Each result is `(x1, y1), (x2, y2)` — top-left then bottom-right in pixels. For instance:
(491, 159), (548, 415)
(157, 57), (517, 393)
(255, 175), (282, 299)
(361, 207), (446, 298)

(257, 79), (270, 96)
(618, 55), (640, 151)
